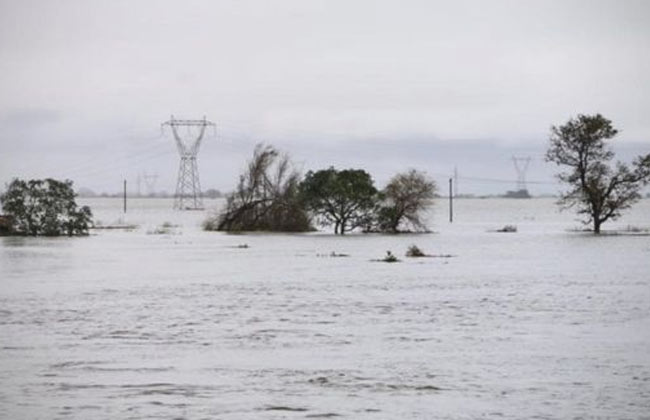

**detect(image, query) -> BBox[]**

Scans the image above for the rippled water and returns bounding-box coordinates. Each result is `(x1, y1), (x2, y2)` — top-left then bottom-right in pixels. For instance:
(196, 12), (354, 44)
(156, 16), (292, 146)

(1, 198), (649, 419)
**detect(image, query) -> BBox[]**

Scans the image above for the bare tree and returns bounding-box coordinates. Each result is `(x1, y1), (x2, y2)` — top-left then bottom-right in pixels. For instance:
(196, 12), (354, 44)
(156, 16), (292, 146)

(205, 144), (311, 232)
(546, 114), (650, 234)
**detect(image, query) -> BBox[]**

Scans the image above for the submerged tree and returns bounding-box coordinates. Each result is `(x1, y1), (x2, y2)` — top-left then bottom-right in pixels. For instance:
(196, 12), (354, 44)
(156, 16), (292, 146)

(300, 168), (377, 234)
(0, 178), (93, 236)
(376, 169), (436, 233)
(546, 114), (650, 234)
(205, 144), (312, 232)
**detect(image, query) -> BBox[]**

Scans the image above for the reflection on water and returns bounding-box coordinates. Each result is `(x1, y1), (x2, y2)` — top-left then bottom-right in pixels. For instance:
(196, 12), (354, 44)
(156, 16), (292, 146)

(1, 198), (649, 419)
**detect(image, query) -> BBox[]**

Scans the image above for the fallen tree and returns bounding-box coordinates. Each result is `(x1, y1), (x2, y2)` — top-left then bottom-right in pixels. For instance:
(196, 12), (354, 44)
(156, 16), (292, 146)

(204, 144), (312, 232)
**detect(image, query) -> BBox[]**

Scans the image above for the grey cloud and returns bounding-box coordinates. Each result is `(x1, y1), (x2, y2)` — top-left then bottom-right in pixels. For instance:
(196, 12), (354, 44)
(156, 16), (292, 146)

(0, 0), (649, 194)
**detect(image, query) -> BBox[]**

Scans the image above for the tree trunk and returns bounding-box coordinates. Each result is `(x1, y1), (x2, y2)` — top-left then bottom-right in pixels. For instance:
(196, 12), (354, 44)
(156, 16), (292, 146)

(340, 220), (346, 235)
(594, 219), (601, 234)
(392, 210), (403, 233)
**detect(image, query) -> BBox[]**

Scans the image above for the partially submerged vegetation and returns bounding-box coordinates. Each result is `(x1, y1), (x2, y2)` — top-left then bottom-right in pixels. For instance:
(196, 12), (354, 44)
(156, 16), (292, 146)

(300, 167), (436, 234)
(146, 221), (179, 235)
(373, 250), (400, 263)
(204, 144), (312, 232)
(375, 170), (436, 233)
(316, 251), (350, 258)
(405, 245), (455, 258)
(621, 225), (650, 234)
(0, 178), (92, 236)
(546, 114), (650, 234)
(567, 225), (650, 236)
(496, 225), (517, 233)
(205, 143), (436, 235)
(301, 168), (377, 234)
(91, 220), (138, 230)
(405, 245), (427, 257)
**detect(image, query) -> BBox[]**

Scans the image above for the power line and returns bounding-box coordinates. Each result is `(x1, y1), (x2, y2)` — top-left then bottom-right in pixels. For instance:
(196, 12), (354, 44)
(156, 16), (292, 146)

(33, 130), (167, 179)
(457, 175), (559, 185)
(55, 147), (173, 181)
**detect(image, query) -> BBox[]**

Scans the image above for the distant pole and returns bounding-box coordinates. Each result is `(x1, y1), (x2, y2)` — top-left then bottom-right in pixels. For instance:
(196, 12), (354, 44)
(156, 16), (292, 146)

(449, 178), (453, 223)
(123, 180), (127, 213)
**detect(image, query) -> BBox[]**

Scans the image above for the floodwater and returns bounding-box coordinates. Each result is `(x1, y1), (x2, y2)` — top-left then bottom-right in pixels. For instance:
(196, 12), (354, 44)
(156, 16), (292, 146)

(1, 198), (649, 419)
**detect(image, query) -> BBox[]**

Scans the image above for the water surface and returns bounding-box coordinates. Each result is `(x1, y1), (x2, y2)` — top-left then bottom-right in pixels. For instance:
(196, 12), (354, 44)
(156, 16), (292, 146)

(1, 198), (649, 419)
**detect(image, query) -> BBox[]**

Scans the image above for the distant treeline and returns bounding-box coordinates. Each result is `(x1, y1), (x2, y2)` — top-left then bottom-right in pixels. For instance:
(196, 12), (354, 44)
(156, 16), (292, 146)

(76, 188), (224, 199)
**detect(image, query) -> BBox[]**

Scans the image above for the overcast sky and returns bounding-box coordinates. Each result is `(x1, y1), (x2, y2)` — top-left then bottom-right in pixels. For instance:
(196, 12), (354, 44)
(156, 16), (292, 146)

(1, 0), (649, 195)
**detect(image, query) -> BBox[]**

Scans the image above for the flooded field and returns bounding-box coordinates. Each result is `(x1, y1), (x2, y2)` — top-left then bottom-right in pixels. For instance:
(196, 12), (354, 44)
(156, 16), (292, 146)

(1, 198), (649, 419)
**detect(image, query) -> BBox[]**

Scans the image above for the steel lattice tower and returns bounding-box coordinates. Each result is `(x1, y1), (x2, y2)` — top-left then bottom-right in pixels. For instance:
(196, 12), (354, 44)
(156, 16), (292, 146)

(143, 172), (158, 196)
(512, 156), (531, 192)
(162, 116), (216, 210)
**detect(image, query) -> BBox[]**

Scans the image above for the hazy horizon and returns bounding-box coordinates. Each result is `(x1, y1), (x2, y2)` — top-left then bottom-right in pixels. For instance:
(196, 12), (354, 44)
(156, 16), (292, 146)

(1, 0), (649, 196)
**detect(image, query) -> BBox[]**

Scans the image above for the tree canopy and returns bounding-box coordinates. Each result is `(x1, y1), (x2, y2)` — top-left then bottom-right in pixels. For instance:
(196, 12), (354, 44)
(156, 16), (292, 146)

(204, 144), (436, 235)
(0, 178), (93, 236)
(546, 114), (650, 233)
(376, 169), (436, 233)
(300, 168), (377, 234)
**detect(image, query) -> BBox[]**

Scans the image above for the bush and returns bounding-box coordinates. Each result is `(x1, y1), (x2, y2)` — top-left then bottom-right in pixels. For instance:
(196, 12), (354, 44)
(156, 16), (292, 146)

(406, 245), (427, 257)
(382, 250), (400, 263)
(496, 225), (517, 233)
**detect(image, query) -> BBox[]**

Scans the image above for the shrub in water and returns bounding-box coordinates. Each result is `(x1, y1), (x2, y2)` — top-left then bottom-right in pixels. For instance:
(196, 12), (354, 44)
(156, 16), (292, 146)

(497, 225), (517, 233)
(406, 245), (426, 257)
(382, 250), (399, 263)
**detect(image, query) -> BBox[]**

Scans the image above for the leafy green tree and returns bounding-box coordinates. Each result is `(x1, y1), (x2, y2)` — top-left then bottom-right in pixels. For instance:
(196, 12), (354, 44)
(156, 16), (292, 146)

(300, 168), (377, 234)
(546, 114), (650, 234)
(0, 178), (93, 236)
(376, 169), (436, 233)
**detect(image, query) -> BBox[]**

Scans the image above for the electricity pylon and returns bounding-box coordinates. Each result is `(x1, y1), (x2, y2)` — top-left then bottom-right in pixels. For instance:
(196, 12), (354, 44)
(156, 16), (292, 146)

(143, 172), (159, 196)
(512, 156), (531, 192)
(162, 116), (216, 210)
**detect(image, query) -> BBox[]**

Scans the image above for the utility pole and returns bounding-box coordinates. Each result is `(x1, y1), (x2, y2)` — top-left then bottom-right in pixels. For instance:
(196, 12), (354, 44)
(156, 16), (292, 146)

(449, 178), (453, 223)
(123, 179), (127, 213)
(162, 115), (216, 210)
